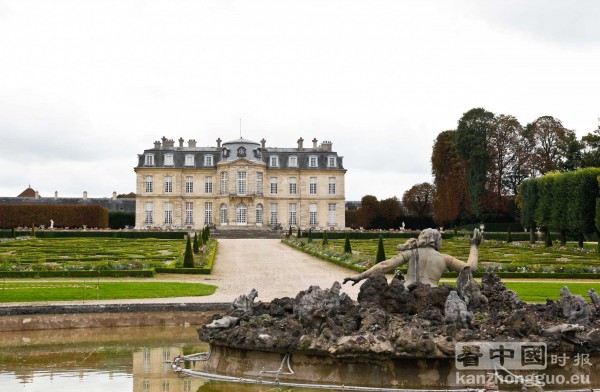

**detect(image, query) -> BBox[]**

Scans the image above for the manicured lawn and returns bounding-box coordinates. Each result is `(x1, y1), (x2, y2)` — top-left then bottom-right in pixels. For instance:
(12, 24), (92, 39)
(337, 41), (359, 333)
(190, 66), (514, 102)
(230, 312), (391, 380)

(504, 282), (600, 303)
(0, 281), (217, 302)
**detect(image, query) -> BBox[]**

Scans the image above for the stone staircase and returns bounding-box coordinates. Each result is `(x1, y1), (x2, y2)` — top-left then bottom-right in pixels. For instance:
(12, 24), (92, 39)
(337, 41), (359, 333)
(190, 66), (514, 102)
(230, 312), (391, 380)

(211, 228), (284, 239)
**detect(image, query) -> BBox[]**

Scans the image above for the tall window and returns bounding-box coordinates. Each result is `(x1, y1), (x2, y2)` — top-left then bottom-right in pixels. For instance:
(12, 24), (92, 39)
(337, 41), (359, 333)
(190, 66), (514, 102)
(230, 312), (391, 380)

(220, 172), (228, 195)
(289, 177), (297, 195)
(328, 156), (337, 167)
(185, 202), (193, 224)
(164, 202), (173, 224)
(205, 176), (213, 194)
(185, 176), (194, 193)
(237, 171), (247, 195)
(328, 177), (336, 195)
(204, 155), (214, 166)
(288, 156), (298, 167)
(309, 177), (317, 195)
(236, 204), (247, 224)
(144, 154), (154, 166)
(145, 176), (154, 193)
(309, 156), (318, 167)
(328, 203), (336, 226)
(256, 172), (263, 195)
(270, 204), (278, 225)
(164, 176), (173, 193)
(220, 204), (228, 225)
(270, 156), (279, 167)
(289, 203), (297, 226)
(144, 202), (153, 224)
(309, 204), (317, 226)
(270, 177), (278, 194)
(256, 203), (263, 225)
(204, 202), (213, 224)
(164, 154), (174, 166)
(185, 154), (195, 166)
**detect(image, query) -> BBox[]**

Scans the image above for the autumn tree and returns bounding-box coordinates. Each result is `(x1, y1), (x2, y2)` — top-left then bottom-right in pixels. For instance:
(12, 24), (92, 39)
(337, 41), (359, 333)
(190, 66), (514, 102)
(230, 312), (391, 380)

(356, 195), (379, 229)
(525, 116), (575, 175)
(488, 115), (522, 198)
(378, 197), (402, 229)
(402, 183), (434, 218)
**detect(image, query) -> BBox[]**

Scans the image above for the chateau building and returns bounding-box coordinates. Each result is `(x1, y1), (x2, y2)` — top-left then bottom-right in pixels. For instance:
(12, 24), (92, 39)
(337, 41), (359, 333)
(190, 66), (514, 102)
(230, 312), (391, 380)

(134, 136), (346, 230)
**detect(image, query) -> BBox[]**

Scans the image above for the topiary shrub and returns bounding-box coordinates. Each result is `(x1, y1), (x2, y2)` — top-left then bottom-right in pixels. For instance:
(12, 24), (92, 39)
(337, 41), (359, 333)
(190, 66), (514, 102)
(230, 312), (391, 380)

(506, 227), (513, 243)
(375, 235), (386, 263)
(322, 231), (328, 246)
(183, 235), (194, 268)
(193, 232), (199, 253)
(344, 232), (352, 254)
(307, 228), (312, 243)
(297, 227), (301, 238)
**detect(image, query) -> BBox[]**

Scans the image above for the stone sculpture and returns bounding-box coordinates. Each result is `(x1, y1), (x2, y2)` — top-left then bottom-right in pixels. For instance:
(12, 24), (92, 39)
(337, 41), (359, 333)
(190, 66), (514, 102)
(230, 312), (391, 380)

(343, 228), (482, 287)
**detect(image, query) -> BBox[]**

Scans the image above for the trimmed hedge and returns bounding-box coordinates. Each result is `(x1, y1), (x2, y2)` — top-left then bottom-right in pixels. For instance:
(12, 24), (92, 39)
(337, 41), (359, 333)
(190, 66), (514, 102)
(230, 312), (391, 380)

(155, 240), (218, 275)
(0, 270), (155, 278)
(282, 239), (365, 273)
(442, 271), (600, 279)
(108, 212), (135, 229)
(0, 204), (109, 229)
(300, 230), (533, 242)
(0, 230), (187, 239)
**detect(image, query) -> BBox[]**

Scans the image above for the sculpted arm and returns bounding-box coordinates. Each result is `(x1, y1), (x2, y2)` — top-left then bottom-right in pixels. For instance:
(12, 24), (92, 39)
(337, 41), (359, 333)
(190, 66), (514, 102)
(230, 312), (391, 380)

(343, 251), (409, 286)
(443, 228), (482, 272)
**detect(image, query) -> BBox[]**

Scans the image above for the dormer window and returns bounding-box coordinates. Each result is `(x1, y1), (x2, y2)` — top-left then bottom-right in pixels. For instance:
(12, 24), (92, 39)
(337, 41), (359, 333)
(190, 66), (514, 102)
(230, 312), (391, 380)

(309, 156), (318, 168)
(288, 156), (298, 167)
(327, 156), (337, 168)
(164, 154), (174, 166)
(204, 155), (214, 166)
(270, 156), (279, 167)
(144, 154), (155, 166)
(222, 148), (230, 158)
(237, 147), (246, 157)
(185, 154), (195, 166)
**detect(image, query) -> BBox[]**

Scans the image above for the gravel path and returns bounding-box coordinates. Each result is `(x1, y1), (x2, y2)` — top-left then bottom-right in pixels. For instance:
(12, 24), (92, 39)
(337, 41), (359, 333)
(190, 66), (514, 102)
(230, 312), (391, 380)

(3, 239), (361, 306)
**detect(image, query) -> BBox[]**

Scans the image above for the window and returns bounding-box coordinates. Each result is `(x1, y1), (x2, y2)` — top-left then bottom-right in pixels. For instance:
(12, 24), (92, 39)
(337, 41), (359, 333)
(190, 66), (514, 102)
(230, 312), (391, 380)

(256, 203), (263, 225)
(328, 156), (337, 167)
(185, 202), (193, 224)
(164, 176), (172, 193)
(204, 155), (214, 166)
(185, 154), (195, 166)
(309, 156), (318, 167)
(220, 204), (228, 224)
(164, 202), (173, 224)
(144, 154), (154, 166)
(164, 154), (174, 166)
(270, 177), (278, 194)
(309, 203), (317, 226)
(309, 177), (317, 195)
(289, 177), (297, 195)
(204, 202), (213, 224)
(220, 172), (228, 195)
(288, 156), (298, 167)
(205, 176), (213, 194)
(328, 203), (336, 226)
(237, 171), (247, 195)
(328, 177), (336, 195)
(143, 380), (150, 392)
(237, 147), (246, 157)
(145, 176), (154, 193)
(162, 380), (170, 392)
(270, 204), (278, 225)
(144, 202), (153, 224)
(236, 204), (247, 224)
(289, 203), (297, 226)
(270, 155), (279, 167)
(185, 176), (194, 193)
(256, 172), (263, 195)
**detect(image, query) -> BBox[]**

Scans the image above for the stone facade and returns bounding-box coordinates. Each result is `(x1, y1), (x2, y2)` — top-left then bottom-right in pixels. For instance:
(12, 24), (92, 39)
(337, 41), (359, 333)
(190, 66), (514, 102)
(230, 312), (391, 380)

(134, 137), (346, 230)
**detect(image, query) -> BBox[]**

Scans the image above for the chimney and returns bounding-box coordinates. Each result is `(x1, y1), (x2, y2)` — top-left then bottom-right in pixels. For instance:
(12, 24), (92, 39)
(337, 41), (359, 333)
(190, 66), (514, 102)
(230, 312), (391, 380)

(83, 191), (88, 200)
(35, 191), (40, 200)
(322, 140), (332, 152)
(154, 140), (161, 149)
(312, 138), (318, 150)
(178, 137), (184, 148)
(164, 139), (175, 148)
(112, 191), (117, 200)
(216, 138), (222, 148)
(261, 138), (266, 149)
(297, 137), (304, 150)
(188, 139), (197, 148)
(54, 191), (58, 199)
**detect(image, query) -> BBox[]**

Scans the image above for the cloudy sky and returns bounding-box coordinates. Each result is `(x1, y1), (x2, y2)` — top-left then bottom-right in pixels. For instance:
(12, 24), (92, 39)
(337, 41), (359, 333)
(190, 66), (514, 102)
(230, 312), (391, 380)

(1, 0), (599, 201)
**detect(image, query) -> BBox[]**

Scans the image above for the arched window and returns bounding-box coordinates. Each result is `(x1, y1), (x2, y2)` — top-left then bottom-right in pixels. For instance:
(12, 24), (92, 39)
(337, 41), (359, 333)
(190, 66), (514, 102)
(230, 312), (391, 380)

(220, 203), (228, 225)
(256, 204), (263, 225)
(236, 204), (247, 225)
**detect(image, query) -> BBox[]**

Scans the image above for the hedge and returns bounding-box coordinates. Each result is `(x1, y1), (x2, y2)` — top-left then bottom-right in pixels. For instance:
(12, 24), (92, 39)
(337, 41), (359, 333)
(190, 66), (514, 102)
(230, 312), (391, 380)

(0, 230), (187, 239)
(108, 212), (135, 229)
(300, 230), (533, 242)
(0, 270), (155, 278)
(0, 204), (109, 229)
(155, 240), (218, 275)
(442, 272), (600, 279)
(282, 239), (365, 273)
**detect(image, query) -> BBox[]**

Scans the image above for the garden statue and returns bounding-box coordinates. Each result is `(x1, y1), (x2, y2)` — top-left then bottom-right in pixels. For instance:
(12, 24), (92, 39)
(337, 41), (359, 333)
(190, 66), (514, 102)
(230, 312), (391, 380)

(343, 228), (482, 287)
(49, 219), (54, 229)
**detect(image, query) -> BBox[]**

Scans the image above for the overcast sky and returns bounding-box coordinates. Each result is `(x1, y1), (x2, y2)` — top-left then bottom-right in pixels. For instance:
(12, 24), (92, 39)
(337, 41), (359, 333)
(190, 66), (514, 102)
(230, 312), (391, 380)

(1, 0), (599, 201)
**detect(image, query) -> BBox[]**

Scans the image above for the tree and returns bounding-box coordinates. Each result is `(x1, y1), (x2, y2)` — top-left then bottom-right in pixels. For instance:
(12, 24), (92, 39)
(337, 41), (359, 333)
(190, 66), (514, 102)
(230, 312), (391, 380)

(322, 230), (328, 246)
(116, 192), (136, 199)
(356, 195), (379, 229)
(402, 183), (434, 218)
(516, 179), (538, 243)
(379, 197), (402, 229)
(525, 116), (572, 175)
(455, 108), (495, 218)
(431, 130), (471, 225)
(375, 235), (386, 263)
(581, 125), (600, 168)
(488, 115), (522, 199)
(344, 233), (352, 254)
(193, 232), (199, 253)
(183, 235), (194, 268)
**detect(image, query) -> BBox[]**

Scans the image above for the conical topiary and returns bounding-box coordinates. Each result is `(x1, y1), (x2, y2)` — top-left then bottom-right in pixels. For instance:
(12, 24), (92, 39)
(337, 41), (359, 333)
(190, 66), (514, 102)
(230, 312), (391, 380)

(344, 232), (352, 254)
(297, 227), (301, 238)
(183, 235), (194, 268)
(375, 235), (386, 263)
(307, 228), (312, 243)
(288, 225), (293, 237)
(544, 228), (553, 248)
(11, 228), (16, 239)
(193, 232), (199, 253)
(198, 231), (204, 249)
(322, 230), (328, 246)
(506, 227), (513, 243)
(31, 223), (35, 238)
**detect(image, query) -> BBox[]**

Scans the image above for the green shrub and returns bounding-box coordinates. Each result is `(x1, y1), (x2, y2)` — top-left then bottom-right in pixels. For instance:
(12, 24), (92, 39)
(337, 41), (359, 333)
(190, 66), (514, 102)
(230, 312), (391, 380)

(375, 235), (386, 263)
(193, 232), (199, 253)
(183, 236), (194, 268)
(108, 212), (135, 229)
(344, 233), (352, 254)
(322, 231), (328, 246)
